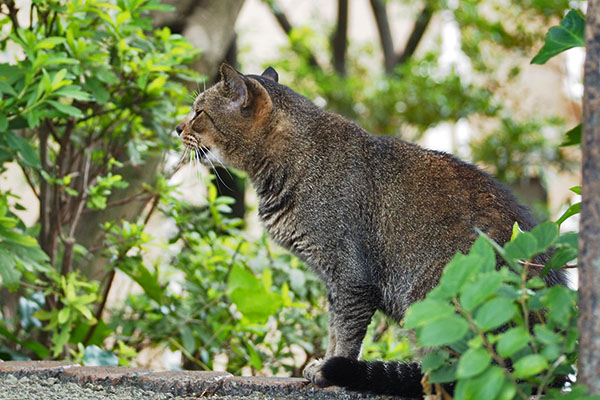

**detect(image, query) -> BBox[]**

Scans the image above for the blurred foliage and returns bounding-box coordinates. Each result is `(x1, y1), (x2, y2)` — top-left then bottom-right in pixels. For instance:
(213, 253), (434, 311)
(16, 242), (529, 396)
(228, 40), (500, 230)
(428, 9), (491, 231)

(263, 0), (581, 184)
(0, 0), (199, 363)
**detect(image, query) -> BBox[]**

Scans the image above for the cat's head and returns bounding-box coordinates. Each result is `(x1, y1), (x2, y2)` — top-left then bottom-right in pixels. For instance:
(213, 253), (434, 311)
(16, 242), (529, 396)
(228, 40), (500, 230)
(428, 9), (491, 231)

(176, 63), (281, 172)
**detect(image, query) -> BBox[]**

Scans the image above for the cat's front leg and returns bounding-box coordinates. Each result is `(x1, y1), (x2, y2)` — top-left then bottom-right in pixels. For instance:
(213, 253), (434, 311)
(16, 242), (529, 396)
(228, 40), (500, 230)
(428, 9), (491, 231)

(303, 283), (377, 387)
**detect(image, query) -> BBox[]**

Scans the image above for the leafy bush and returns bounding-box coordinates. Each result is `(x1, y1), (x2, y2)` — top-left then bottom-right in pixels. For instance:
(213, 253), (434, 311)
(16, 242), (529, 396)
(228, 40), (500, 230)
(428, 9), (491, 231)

(0, 0), (198, 361)
(405, 221), (580, 399)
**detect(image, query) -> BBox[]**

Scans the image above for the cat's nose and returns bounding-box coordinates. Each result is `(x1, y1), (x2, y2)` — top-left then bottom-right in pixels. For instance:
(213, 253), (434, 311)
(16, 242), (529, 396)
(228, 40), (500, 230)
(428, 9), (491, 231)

(176, 125), (183, 135)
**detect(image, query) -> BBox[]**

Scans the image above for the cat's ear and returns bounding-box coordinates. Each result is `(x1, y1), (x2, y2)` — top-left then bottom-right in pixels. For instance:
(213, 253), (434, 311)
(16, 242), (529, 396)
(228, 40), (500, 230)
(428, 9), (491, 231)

(219, 63), (250, 107)
(261, 66), (279, 82)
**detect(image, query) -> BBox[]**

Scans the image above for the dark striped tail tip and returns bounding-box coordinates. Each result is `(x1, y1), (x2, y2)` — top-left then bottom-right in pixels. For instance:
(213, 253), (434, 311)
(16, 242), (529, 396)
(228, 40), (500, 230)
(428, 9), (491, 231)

(320, 357), (424, 398)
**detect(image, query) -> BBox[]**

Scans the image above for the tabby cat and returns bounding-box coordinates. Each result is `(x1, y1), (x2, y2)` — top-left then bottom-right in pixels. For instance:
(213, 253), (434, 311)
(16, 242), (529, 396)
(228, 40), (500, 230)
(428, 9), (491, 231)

(176, 64), (566, 397)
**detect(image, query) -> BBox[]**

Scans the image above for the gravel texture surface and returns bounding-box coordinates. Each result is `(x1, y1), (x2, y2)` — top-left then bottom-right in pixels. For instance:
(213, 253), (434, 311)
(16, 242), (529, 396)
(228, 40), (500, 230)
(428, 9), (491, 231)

(0, 374), (289, 400)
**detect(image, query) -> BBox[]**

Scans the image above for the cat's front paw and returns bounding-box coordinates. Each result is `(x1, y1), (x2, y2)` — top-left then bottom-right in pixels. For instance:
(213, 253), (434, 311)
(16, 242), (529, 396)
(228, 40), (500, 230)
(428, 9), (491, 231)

(303, 359), (333, 387)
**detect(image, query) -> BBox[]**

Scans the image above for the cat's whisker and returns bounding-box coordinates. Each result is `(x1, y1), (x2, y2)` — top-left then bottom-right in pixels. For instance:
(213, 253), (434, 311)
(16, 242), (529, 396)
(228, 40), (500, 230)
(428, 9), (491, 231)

(199, 146), (233, 191)
(204, 147), (236, 183)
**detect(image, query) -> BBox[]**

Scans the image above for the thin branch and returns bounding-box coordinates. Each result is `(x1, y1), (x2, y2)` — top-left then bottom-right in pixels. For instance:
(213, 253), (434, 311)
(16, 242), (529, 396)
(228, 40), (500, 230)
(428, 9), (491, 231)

(332, 0), (348, 76)
(61, 152), (90, 276)
(369, 0), (395, 73)
(518, 260), (577, 269)
(18, 163), (40, 199)
(82, 192), (152, 213)
(267, 1), (322, 70)
(6, 1), (22, 38)
(83, 268), (116, 346)
(396, 4), (433, 65)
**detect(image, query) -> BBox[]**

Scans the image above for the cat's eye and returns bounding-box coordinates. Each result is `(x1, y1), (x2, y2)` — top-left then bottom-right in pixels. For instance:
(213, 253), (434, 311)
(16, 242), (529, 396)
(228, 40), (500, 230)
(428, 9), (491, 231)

(192, 110), (203, 120)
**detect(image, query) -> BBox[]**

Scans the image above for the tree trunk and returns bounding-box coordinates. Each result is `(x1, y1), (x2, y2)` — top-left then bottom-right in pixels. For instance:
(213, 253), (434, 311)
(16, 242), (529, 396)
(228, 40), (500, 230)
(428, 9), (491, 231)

(578, 0), (600, 393)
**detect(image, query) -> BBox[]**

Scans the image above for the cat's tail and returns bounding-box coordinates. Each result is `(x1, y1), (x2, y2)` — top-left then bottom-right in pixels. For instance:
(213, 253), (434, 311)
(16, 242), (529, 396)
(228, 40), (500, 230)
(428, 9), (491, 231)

(320, 357), (424, 397)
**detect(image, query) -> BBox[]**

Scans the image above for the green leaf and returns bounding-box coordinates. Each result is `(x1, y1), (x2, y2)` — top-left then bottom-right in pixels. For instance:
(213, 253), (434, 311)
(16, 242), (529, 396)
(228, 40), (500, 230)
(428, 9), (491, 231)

(58, 307), (70, 324)
(496, 381), (517, 400)
(542, 286), (575, 326)
(227, 265), (282, 323)
(180, 325), (196, 354)
(460, 366), (505, 400)
(511, 221), (523, 240)
(84, 77), (110, 104)
(530, 221), (559, 253)
(5, 132), (41, 169)
(404, 298), (456, 328)
(513, 354), (548, 378)
(439, 253), (483, 297)
(0, 226), (39, 247)
(0, 247), (20, 290)
(246, 341), (263, 370)
(422, 351), (448, 372)
(119, 261), (163, 303)
(470, 236), (496, 272)
(428, 363), (457, 383)
(555, 231), (578, 248)
(82, 345), (119, 367)
(47, 100), (84, 118)
(543, 246), (577, 276)
(147, 75), (167, 94)
(21, 340), (50, 359)
(0, 114), (7, 132)
(496, 326), (530, 358)
(504, 231), (537, 261)
(531, 10), (585, 65)
(54, 86), (92, 101)
(556, 202), (581, 226)
(459, 272), (502, 312)
(34, 37), (66, 50)
(561, 124), (581, 146)
(456, 347), (491, 379)
(417, 314), (468, 347)
(474, 297), (516, 331)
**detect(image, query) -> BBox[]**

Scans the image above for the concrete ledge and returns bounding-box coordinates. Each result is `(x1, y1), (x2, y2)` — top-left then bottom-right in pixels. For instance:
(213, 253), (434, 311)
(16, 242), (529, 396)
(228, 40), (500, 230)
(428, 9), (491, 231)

(0, 360), (409, 399)
(0, 360), (77, 379)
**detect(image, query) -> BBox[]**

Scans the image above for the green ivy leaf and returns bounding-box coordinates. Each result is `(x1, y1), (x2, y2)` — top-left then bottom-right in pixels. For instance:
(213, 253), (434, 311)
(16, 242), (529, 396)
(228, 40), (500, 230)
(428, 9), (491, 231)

(531, 10), (585, 65)
(456, 348), (491, 379)
(474, 297), (517, 331)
